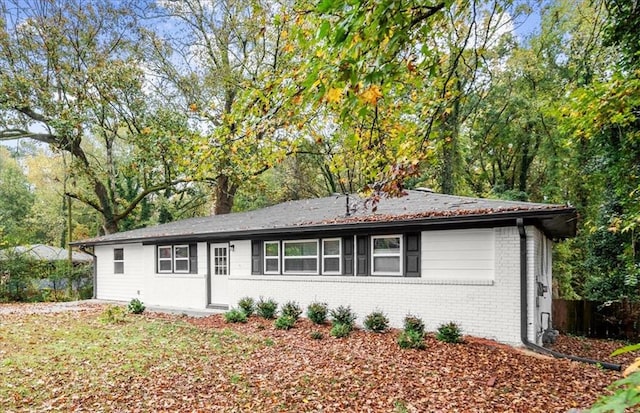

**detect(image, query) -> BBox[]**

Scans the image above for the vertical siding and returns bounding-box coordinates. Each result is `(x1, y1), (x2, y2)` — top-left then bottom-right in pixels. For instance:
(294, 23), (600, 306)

(96, 242), (208, 310)
(95, 244), (145, 301)
(422, 229), (495, 280)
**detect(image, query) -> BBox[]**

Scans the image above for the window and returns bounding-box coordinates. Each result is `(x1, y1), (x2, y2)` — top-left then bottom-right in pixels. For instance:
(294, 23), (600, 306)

(158, 246), (173, 272)
(113, 248), (124, 274)
(251, 235), (412, 277)
(371, 235), (402, 276)
(157, 245), (195, 274)
(264, 241), (280, 274)
(283, 240), (318, 274)
(174, 245), (190, 272)
(322, 238), (341, 274)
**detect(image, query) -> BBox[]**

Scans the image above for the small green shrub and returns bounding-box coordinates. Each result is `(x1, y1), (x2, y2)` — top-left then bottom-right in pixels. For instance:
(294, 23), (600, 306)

(364, 310), (389, 333)
(397, 329), (426, 349)
(330, 322), (352, 338)
(403, 314), (425, 335)
(436, 321), (463, 343)
(281, 301), (303, 320)
(256, 297), (278, 319)
(127, 298), (145, 314)
(307, 301), (328, 324)
(99, 305), (127, 324)
(224, 308), (248, 323)
(330, 305), (357, 328)
(238, 297), (255, 316)
(274, 315), (296, 330)
(310, 331), (324, 340)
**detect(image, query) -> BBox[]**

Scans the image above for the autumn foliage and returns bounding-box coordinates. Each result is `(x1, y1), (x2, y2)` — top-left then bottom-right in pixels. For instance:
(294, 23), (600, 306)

(0, 303), (628, 412)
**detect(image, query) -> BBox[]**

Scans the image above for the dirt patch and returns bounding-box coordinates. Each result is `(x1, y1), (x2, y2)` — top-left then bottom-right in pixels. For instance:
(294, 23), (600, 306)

(0, 300), (105, 315)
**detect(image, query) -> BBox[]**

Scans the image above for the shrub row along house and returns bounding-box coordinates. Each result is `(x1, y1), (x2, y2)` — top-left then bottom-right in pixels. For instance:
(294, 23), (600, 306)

(74, 189), (577, 346)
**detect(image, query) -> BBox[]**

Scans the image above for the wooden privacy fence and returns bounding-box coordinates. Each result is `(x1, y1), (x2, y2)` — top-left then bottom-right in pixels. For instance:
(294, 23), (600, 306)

(553, 299), (640, 339)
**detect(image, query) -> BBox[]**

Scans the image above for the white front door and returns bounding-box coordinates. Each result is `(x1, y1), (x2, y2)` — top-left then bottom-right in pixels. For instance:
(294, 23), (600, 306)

(209, 243), (229, 307)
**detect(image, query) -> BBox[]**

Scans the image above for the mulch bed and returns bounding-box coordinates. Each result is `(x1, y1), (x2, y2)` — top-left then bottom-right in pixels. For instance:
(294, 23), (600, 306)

(184, 313), (626, 412)
(550, 334), (639, 367)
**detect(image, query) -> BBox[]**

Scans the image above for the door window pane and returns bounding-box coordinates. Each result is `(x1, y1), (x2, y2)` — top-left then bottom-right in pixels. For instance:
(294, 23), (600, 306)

(213, 247), (228, 275)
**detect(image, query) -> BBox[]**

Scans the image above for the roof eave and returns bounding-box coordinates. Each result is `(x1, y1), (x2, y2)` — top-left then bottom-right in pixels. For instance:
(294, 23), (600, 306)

(72, 207), (577, 247)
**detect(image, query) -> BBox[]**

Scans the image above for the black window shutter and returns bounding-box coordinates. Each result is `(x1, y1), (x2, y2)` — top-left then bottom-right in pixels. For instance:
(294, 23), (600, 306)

(342, 237), (354, 275)
(356, 235), (369, 276)
(251, 240), (263, 274)
(404, 233), (421, 277)
(189, 244), (198, 274)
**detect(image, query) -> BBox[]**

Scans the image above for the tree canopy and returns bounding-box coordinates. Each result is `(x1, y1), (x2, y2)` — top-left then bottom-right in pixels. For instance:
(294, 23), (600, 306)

(0, 0), (639, 303)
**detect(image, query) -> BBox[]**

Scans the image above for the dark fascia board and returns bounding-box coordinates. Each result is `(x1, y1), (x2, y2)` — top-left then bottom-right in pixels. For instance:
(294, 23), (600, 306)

(73, 208), (577, 247)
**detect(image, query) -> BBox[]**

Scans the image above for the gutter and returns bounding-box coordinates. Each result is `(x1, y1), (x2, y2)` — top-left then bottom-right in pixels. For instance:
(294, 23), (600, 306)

(79, 246), (97, 300)
(517, 218), (621, 371)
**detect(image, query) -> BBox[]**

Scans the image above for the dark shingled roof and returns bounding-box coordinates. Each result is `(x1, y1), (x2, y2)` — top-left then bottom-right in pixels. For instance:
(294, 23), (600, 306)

(74, 189), (577, 246)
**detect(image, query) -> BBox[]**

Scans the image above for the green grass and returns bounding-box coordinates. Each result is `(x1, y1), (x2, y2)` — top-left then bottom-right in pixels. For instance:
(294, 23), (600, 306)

(0, 310), (264, 410)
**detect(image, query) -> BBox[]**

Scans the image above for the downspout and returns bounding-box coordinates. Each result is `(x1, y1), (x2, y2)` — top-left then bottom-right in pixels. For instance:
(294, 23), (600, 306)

(79, 245), (97, 300)
(517, 218), (621, 371)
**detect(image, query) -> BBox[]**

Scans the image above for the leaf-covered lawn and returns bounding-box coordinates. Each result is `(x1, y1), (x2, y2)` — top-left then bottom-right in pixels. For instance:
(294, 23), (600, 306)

(0, 303), (625, 412)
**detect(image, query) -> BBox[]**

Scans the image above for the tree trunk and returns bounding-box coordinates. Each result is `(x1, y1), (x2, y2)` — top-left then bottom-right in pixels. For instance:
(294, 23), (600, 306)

(214, 175), (237, 215)
(103, 217), (119, 235)
(440, 99), (461, 195)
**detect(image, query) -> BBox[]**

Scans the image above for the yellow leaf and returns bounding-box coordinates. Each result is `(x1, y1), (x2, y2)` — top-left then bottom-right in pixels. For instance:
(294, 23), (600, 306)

(325, 87), (343, 104)
(624, 358), (640, 377)
(360, 85), (383, 106)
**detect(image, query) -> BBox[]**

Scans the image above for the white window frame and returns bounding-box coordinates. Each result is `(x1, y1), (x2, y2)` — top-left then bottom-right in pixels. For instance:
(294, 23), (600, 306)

(158, 246), (173, 273)
(264, 241), (280, 274)
(371, 235), (403, 276)
(173, 245), (190, 273)
(322, 238), (342, 275)
(113, 248), (124, 274)
(283, 239), (319, 275)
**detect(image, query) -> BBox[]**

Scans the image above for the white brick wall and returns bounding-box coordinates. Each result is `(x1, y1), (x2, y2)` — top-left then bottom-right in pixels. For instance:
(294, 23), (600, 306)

(227, 227), (533, 345)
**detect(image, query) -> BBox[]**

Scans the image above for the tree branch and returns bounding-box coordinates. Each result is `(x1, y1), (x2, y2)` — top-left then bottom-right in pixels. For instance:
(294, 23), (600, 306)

(113, 178), (191, 221)
(0, 129), (57, 144)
